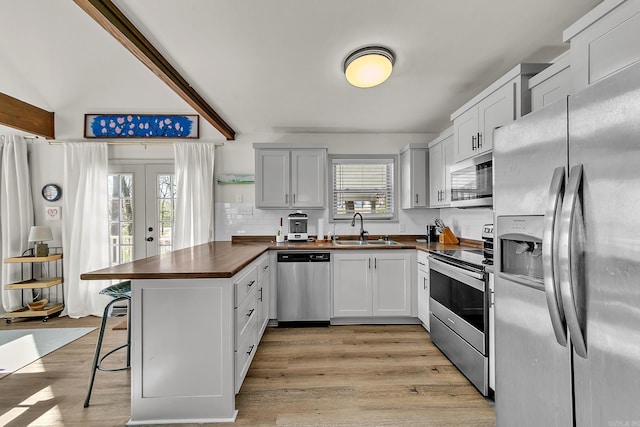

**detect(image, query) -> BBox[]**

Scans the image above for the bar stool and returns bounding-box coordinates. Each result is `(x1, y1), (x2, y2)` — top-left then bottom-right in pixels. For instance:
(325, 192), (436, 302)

(84, 280), (131, 408)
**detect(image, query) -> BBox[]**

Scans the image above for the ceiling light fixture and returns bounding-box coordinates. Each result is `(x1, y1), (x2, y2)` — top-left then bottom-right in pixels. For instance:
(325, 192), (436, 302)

(343, 46), (395, 88)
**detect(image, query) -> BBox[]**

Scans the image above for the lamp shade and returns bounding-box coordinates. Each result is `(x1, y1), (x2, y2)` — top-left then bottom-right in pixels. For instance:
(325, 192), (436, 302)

(344, 46), (395, 88)
(28, 226), (53, 243)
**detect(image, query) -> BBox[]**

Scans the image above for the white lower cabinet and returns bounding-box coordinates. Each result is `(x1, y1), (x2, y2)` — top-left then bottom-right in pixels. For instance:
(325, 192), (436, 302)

(256, 255), (270, 336)
(234, 253), (269, 393)
(488, 271), (495, 392)
(417, 251), (430, 330)
(333, 250), (412, 318)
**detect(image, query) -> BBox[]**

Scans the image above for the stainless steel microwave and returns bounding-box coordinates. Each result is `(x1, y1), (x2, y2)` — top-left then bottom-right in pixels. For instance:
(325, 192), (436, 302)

(450, 152), (493, 208)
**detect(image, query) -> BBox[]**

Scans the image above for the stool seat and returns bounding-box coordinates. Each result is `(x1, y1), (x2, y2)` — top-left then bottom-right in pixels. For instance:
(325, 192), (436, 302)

(99, 280), (131, 298)
(84, 280), (132, 408)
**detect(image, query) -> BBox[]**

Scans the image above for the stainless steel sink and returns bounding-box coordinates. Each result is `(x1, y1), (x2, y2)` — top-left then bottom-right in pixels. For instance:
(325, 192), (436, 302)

(333, 240), (399, 246)
(366, 240), (399, 246)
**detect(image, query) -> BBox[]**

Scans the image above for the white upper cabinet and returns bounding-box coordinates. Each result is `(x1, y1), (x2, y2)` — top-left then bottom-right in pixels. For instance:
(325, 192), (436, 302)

(451, 63), (550, 163)
(564, 0), (640, 93)
(255, 147), (326, 209)
(255, 149), (290, 208)
(529, 54), (572, 111)
(429, 128), (453, 207)
(400, 144), (429, 209)
(290, 149), (326, 208)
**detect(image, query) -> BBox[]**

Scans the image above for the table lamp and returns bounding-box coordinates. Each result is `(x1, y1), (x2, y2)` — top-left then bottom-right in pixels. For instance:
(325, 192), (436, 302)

(28, 226), (53, 257)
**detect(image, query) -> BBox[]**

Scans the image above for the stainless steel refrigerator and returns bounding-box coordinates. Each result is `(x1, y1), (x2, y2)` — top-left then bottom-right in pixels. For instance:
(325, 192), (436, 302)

(493, 61), (640, 426)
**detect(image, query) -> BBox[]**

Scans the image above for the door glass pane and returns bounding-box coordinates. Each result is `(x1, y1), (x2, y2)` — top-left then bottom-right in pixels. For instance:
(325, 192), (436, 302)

(108, 173), (134, 266)
(156, 174), (175, 253)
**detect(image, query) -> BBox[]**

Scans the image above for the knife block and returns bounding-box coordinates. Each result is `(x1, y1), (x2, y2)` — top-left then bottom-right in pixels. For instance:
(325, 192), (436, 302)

(439, 227), (460, 244)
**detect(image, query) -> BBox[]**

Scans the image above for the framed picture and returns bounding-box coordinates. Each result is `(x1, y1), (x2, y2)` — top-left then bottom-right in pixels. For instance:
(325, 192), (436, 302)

(84, 114), (199, 138)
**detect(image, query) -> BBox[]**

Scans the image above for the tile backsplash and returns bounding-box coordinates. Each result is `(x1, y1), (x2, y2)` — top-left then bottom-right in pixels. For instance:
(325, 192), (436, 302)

(215, 203), (441, 241)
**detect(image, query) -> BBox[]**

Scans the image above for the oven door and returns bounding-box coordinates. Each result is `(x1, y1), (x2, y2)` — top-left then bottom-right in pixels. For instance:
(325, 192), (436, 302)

(429, 257), (487, 354)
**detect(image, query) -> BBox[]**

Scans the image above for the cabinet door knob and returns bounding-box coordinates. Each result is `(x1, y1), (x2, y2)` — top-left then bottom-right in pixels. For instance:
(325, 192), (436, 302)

(415, 193), (419, 204)
(477, 132), (483, 148)
(146, 237), (154, 242)
(471, 135), (477, 150)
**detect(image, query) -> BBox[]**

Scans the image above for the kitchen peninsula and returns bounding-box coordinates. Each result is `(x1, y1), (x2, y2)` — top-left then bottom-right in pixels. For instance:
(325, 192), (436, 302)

(81, 238), (477, 425)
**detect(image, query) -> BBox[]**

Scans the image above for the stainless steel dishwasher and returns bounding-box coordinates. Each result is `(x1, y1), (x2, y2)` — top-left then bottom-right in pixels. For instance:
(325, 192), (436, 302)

(277, 252), (330, 325)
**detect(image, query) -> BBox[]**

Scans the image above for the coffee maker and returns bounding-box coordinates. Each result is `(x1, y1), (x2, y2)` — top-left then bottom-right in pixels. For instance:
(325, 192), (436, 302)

(287, 211), (309, 241)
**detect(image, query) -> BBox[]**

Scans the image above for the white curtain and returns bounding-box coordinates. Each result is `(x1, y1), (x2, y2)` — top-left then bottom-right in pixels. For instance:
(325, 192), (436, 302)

(0, 135), (34, 313)
(173, 143), (215, 250)
(62, 142), (111, 317)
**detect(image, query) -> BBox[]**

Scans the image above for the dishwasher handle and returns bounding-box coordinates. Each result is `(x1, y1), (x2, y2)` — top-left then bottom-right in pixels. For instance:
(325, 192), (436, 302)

(277, 252), (331, 262)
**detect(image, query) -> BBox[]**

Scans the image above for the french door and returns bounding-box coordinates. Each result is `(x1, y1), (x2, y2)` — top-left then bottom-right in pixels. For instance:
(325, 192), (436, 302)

(108, 164), (175, 265)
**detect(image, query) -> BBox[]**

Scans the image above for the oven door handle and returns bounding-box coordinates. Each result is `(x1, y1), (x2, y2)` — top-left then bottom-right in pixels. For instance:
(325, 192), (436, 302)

(429, 257), (485, 292)
(542, 166), (568, 347)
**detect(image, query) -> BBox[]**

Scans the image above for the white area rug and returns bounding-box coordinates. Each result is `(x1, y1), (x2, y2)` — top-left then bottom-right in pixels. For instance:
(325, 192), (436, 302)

(0, 328), (95, 376)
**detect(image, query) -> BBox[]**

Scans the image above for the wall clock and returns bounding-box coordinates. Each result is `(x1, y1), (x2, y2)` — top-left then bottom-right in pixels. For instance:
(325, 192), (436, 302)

(42, 184), (62, 202)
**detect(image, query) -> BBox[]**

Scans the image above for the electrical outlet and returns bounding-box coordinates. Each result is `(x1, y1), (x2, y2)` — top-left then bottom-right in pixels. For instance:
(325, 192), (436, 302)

(237, 205), (253, 215)
(399, 223), (406, 232)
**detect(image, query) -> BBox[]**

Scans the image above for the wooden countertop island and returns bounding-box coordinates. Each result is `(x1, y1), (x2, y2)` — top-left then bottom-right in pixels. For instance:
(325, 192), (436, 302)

(80, 241), (269, 280)
(81, 237), (481, 425)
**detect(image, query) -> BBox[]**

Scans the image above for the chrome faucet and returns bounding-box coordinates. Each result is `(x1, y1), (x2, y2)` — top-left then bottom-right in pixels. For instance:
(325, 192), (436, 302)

(351, 213), (368, 241)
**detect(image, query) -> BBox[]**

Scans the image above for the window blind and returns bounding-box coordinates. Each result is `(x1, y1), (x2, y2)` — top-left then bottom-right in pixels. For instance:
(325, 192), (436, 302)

(331, 157), (395, 220)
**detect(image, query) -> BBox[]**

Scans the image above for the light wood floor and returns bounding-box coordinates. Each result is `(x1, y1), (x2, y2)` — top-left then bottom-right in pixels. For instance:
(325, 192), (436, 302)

(0, 316), (495, 426)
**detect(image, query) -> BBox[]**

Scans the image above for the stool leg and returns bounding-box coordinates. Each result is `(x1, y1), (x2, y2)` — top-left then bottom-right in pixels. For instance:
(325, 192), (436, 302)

(126, 299), (131, 367)
(84, 299), (114, 408)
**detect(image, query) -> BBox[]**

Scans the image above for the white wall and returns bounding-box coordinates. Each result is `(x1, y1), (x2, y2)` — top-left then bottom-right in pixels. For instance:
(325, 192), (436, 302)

(438, 207), (493, 241)
(214, 132), (442, 240)
(23, 132), (488, 245)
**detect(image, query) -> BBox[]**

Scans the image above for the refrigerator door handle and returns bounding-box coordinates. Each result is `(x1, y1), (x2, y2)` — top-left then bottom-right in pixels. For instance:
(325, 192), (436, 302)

(542, 166), (568, 346)
(559, 164), (588, 358)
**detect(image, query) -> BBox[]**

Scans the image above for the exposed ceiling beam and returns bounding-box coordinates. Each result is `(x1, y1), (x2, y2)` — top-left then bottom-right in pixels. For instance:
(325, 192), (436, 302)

(73, 0), (236, 140)
(0, 92), (55, 139)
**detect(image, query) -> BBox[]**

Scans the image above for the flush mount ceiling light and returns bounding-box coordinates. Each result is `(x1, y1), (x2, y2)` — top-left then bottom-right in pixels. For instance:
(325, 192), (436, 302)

(343, 46), (395, 88)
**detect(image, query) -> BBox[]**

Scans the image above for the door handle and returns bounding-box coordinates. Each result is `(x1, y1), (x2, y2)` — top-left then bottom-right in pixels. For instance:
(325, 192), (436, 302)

(477, 132), (483, 149)
(542, 166), (567, 346)
(559, 164), (587, 358)
(146, 237), (154, 242)
(471, 135), (477, 150)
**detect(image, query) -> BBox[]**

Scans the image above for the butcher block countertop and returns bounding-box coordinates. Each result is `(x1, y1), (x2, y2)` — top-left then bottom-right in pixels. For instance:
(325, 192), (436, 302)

(81, 235), (482, 281)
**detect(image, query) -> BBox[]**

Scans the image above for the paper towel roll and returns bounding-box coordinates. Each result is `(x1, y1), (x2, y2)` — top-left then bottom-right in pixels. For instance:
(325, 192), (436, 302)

(317, 219), (325, 241)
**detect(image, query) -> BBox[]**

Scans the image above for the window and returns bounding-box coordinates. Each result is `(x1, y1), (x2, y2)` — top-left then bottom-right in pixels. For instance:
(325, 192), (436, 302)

(330, 155), (397, 221)
(108, 165), (175, 266)
(108, 173), (134, 265)
(155, 173), (176, 255)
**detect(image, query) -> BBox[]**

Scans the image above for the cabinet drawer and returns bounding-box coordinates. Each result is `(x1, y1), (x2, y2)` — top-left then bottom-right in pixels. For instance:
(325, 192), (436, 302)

(235, 315), (258, 393)
(235, 290), (258, 346)
(234, 265), (258, 306)
(257, 256), (270, 281)
(417, 250), (429, 267)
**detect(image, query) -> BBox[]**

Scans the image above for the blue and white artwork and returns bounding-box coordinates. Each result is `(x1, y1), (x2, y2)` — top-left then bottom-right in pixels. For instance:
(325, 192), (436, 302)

(85, 114), (199, 138)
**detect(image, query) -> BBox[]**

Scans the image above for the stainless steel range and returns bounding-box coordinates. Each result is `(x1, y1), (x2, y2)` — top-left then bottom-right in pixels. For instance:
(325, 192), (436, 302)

(429, 247), (489, 396)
